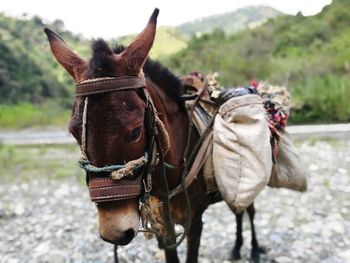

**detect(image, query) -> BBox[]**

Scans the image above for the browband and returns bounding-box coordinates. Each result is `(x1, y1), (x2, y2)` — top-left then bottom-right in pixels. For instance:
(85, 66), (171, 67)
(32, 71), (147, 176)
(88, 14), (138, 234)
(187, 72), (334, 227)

(75, 76), (146, 96)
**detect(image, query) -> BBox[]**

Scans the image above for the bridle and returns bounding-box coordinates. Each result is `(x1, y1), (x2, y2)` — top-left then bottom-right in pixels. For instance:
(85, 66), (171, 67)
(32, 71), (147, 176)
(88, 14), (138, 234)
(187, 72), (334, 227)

(75, 74), (184, 248)
(76, 75), (155, 202)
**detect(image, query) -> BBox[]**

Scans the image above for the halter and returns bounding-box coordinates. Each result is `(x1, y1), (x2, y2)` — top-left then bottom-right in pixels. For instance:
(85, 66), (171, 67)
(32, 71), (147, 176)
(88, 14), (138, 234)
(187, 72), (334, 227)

(75, 74), (180, 248)
(75, 75), (160, 202)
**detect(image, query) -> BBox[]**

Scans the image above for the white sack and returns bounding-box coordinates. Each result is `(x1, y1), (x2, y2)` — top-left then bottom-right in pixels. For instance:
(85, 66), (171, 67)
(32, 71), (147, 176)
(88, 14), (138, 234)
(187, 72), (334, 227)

(268, 131), (307, 191)
(213, 95), (272, 212)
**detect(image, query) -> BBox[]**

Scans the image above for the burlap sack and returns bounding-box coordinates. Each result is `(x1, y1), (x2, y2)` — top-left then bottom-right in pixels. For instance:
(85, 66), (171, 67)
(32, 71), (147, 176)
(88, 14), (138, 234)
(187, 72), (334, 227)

(268, 131), (307, 191)
(213, 95), (272, 213)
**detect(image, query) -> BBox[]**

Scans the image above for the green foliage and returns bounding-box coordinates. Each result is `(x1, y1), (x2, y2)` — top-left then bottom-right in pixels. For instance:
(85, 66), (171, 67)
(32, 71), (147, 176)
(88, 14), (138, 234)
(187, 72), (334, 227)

(0, 14), (90, 104)
(165, 27), (275, 85)
(0, 102), (70, 129)
(166, 0), (350, 123)
(291, 75), (350, 123)
(0, 1), (349, 127)
(0, 5), (283, 106)
(116, 26), (189, 60)
(0, 144), (82, 183)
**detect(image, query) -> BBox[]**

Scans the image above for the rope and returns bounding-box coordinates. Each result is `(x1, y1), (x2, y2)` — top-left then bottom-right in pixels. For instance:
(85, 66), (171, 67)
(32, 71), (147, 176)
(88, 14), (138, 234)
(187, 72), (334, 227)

(155, 115), (170, 155)
(110, 156), (147, 180)
(144, 89), (170, 155)
(79, 153), (148, 179)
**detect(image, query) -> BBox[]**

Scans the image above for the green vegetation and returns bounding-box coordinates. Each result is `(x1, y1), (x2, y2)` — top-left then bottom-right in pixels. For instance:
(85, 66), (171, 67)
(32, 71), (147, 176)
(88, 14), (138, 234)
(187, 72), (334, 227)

(117, 26), (189, 60)
(0, 14), (90, 104)
(0, 102), (70, 129)
(0, 1), (349, 128)
(166, 0), (350, 123)
(0, 143), (82, 183)
(0, 14), (89, 129)
(0, 5), (281, 109)
(292, 75), (350, 123)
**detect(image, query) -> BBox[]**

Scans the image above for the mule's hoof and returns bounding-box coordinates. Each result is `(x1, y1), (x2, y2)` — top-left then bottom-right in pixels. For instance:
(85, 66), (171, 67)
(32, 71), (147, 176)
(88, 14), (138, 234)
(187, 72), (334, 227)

(231, 249), (241, 260)
(251, 250), (260, 263)
(251, 246), (267, 263)
(255, 245), (267, 254)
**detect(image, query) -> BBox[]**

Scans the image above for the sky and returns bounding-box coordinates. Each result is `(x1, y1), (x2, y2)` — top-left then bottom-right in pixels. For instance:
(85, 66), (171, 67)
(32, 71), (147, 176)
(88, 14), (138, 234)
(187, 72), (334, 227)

(1, 0), (332, 39)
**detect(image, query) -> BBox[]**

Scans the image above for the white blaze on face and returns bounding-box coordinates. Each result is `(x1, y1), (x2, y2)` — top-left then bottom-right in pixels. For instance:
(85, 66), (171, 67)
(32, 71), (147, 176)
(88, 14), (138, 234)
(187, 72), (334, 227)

(96, 200), (139, 244)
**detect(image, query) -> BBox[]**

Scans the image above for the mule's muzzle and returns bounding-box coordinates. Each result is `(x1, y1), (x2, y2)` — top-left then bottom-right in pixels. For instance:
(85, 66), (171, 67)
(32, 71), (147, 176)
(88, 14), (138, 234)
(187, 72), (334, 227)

(97, 199), (140, 246)
(100, 228), (136, 245)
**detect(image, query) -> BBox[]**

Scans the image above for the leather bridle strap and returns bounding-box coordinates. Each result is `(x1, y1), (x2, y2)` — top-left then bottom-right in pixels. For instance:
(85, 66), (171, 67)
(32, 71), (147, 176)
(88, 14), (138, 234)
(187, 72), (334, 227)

(89, 177), (142, 202)
(75, 76), (146, 96)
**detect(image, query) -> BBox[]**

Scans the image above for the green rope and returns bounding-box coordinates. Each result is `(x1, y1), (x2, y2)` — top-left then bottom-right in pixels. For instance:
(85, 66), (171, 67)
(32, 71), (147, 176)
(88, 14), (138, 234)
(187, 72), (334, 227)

(80, 160), (128, 173)
(164, 162), (176, 169)
(80, 152), (148, 174)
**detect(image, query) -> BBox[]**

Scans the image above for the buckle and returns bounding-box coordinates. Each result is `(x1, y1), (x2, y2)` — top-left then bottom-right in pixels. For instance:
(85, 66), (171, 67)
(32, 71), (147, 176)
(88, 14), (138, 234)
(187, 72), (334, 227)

(143, 178), (152, 193)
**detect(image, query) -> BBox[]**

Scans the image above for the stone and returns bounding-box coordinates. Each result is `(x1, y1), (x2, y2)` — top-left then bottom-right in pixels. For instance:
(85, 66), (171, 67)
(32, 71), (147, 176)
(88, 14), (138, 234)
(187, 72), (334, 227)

(1, 139), (350, 262)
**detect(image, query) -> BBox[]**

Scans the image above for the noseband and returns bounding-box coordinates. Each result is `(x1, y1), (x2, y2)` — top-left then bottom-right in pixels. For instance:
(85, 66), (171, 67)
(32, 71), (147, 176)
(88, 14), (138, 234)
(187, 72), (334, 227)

(75, 75), (159, 202)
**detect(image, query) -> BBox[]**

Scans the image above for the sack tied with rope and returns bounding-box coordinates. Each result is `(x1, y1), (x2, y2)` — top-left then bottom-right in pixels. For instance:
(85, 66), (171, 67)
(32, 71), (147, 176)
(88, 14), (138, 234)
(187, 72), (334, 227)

(181, 73), (307, 213)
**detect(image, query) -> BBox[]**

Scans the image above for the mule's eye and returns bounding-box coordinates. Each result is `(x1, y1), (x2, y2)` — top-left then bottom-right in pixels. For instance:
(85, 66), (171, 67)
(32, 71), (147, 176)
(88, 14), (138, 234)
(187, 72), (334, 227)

(128, 126), (142, 142)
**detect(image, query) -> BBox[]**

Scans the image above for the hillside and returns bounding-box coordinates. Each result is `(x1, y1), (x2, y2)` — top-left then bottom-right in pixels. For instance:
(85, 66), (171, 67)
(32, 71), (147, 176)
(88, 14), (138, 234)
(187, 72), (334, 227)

(0, 1), (348, 127)
(116, 26), (188, 59)
(166, 0), (350, 123)
(0, 16), (189, 107)
(0, 14), (90, 105)
(0, 6), (282, 105)
(177, 6), (282, 36)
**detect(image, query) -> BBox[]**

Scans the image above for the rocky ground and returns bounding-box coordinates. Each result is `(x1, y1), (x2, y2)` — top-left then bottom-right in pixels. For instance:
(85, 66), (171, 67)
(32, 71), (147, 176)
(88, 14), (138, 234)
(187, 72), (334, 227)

(1, 139), (350, 263)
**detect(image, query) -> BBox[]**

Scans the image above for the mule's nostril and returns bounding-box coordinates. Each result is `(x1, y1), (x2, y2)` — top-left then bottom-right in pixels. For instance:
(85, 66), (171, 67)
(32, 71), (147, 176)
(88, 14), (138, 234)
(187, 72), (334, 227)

(100, 228), (135, 245)
(124, 228), (135, 242)
(108, 228), (135, 246)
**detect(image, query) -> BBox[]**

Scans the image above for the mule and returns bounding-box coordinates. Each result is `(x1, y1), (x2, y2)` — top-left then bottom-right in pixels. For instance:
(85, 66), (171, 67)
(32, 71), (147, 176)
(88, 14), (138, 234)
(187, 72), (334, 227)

(45, 8), (265, 263)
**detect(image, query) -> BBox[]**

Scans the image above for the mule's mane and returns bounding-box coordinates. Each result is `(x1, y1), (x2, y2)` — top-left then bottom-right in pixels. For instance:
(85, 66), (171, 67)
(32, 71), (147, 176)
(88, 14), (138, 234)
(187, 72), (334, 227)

(88, 40), (184, 105)
(143, 58), (184, 104)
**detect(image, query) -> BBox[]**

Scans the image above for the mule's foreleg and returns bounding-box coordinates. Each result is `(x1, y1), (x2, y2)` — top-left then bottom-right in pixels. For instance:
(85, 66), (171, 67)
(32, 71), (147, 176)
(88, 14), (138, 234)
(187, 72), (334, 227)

(185, 216), (203, 263)
(232, 209), (244, 260)
(157, 236), (180, 263)
(246, 202), (266, 263)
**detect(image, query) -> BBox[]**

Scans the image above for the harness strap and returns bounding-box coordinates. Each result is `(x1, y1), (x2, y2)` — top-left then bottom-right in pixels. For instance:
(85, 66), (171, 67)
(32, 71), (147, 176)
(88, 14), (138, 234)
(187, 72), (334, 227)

(89, 177), (142, 202)
(75, 76), (146, 96)
(169, 130), (213, 199)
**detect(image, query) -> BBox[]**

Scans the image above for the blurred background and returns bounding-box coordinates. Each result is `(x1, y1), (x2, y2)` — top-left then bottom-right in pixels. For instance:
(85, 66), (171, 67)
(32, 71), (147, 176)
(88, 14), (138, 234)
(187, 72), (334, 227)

(0, 0), (349, 262)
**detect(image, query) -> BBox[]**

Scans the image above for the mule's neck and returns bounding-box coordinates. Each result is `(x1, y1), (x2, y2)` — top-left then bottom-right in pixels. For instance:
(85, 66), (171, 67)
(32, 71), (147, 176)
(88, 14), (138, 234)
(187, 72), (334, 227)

(145, 78), (190, 189)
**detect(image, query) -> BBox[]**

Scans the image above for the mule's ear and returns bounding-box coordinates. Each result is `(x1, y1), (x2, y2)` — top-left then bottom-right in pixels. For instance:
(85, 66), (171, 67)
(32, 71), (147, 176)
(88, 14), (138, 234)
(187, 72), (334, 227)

(121, 8), (159, 75)
(44, 28), (87, 80)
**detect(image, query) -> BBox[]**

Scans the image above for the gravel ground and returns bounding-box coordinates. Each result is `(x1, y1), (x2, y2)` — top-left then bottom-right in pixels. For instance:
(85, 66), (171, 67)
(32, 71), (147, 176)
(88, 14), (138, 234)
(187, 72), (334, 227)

(1, 139), (350, 263)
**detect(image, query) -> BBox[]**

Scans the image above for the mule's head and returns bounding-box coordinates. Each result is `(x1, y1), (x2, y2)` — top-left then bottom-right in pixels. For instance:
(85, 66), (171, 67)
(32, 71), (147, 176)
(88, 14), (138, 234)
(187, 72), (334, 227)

(45, 9), (159, 245)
